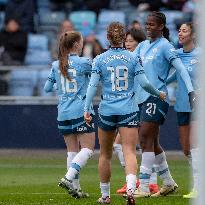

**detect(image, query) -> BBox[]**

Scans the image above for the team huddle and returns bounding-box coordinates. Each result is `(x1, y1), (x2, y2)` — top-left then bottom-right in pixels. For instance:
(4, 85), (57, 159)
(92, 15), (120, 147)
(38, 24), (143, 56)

(44, 11), (199, 205)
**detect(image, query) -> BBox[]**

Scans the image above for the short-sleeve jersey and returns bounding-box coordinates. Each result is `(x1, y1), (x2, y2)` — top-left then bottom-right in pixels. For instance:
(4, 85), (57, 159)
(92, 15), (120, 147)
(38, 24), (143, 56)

(174, 47), (199, 112)
(92, 47), (144, 115)
(133, 37), (178, 104)
(47, 55), (93, 121)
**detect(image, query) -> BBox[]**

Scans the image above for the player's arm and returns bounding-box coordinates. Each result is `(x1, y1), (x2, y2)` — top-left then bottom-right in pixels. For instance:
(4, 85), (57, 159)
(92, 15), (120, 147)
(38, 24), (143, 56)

(166, 70), (177, 85)
(44, 65), (56, 93)
(135, 71), (166, 100)
(84, 71), (100, 125)
(134, 56), (166, 100)
(171, 58), (194, 93)
(84, 71), (100, 112)
(171, 58), (196, 109)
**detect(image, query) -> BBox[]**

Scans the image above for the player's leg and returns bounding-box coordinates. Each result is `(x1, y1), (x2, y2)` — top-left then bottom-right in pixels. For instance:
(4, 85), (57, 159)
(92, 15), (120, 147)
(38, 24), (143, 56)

(134, 121), (157, 197)
(98, 127), (116, 204)
(119, 127), (138, 196)
(113, 133), (125, 168)
(152, 133), (178, 197)
(184, 121), (199, 198)
(115, 131), (140, 195)
(58, 134), (79, 196)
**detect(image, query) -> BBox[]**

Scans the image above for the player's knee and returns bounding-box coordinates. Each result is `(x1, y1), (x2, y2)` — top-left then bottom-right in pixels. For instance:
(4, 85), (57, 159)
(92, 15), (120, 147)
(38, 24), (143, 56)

(81, 148), (94, 158)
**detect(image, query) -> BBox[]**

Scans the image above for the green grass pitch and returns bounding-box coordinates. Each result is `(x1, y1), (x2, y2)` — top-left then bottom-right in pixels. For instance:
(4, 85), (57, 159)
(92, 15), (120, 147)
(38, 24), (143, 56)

(0, 150), (191, 205)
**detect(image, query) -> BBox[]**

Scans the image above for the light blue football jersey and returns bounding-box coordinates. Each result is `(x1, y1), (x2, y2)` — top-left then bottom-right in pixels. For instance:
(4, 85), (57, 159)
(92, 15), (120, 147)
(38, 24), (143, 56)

(174, 47), (199, 112)
(45, 55), (94, 121)
(92, 47), (143, 115)
(133, 37), (178, 104)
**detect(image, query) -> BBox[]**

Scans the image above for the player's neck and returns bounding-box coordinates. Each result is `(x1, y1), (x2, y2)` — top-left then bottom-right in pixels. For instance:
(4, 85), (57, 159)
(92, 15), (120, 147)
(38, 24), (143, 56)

(110, 43), (123, 48)
(183, 42), (195, 53)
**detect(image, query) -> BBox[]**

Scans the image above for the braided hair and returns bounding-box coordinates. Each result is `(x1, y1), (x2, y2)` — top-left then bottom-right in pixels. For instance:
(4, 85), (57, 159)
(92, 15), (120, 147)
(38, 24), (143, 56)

(148, 11), (170, 41)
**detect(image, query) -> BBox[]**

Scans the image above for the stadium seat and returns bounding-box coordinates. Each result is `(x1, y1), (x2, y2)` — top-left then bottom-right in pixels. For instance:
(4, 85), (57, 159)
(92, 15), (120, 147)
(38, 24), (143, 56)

(25, 50), (52, 65)
(0, 11), (5, 30)
(37, 70), (54, 96)
(37, 0), (50, 10)
(8, 70), (38, 96)
(27, 34), (49, 51)
(39, 11), (66, 26)
(127, 11), (149, 26)
(69, 11), (96, 37)
(0, 0), (7, 5)
(97, 10), (126, 31)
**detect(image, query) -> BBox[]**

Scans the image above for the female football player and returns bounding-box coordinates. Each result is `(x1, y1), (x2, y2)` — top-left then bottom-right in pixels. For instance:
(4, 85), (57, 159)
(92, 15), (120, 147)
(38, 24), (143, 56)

(132, 12), (195, 198)
(84, 22), (166, 204)
(44, 31), (95, 198)
(114, 28), (159, 195)
(167, 22), (199, 198)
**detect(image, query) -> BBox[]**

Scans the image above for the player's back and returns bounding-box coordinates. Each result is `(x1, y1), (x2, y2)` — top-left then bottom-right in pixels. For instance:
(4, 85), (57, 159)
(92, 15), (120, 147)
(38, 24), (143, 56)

(51, 55), (92, 121)
(94, 47), (138, 115)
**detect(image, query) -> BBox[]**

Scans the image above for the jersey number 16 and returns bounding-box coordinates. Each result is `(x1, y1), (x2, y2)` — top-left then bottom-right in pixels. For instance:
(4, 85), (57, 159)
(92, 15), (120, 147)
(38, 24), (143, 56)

(59, 69), (77, 93)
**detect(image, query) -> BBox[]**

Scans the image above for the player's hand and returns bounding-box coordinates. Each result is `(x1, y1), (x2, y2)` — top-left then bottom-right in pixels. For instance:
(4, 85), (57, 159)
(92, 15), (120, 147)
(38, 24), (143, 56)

(188, 91), (197, 110)
(84, 112), (92, 127)
(159, 91), (166, 101)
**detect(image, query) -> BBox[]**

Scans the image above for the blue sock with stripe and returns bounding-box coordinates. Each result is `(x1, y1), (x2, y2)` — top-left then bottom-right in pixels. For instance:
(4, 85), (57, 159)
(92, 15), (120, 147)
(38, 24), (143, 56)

(139, 152), (155, 193)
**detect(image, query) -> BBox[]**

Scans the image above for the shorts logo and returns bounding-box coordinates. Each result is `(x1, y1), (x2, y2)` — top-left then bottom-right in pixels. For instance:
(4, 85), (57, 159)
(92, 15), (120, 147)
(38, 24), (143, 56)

(77, 126), (88, 132)
(128, 120), (138, 125)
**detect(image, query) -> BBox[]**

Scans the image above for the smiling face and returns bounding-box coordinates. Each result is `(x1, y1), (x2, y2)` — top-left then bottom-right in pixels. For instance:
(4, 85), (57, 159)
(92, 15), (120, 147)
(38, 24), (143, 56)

(145, 15), (163, 41)
(125, 34), (138, 51)
(178, 24), (194, 46)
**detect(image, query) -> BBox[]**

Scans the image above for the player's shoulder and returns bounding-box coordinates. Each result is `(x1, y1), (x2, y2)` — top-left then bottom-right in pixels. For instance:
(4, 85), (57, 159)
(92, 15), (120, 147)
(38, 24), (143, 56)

(51, 60), (59, 71)
(176, 48), (183, 54)
(78, 56), (92, 64)
(93, 51), (107, 63)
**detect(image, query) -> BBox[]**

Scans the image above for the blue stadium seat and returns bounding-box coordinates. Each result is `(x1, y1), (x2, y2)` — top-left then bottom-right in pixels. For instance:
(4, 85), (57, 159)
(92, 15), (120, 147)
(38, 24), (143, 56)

(8, 70), (38, 96)
(25, 50), (52, 65)
(0, 0), (7, 5)
(28, 34), (49, 51)
(163, 10), (183, 25)
(96, 32), (109, 49)
(0, 11), (5, 30)
(37, 0), (50, 9)
(127, 11), (149, 26)
(97, 10), (125, 31)
(39, 11), (66, 26)
(37, 70), (55, 96)
(69, 11), (96, 37)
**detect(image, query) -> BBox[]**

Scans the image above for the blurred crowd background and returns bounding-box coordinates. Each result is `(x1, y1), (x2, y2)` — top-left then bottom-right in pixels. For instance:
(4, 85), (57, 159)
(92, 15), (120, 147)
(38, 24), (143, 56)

(0, 0), (197, 100)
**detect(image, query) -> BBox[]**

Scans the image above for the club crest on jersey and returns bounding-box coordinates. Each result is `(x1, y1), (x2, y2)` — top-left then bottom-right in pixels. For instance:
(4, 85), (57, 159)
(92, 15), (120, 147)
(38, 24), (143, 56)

(190, 59), (199, 64)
